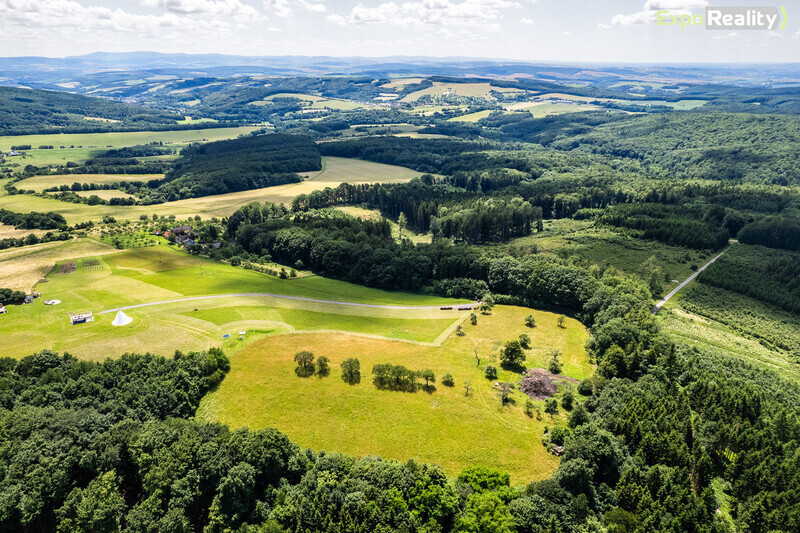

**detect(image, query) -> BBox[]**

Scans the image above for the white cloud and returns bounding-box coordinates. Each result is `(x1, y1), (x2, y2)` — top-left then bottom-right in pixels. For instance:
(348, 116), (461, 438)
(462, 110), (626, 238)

(597, 22), (611, 29)
(611, 0), (707, 26)
(520, 17), (534, 25)
(0, 0), (227, 32)
(334, 0), (521, 31)
(137, 0), (259, 18)
(263, 0), (292, 17)
(327, 13), (347, 24)
(298, 0), (326, 13)
(712, 31), (738, 40)
(562, 31), (571, 36)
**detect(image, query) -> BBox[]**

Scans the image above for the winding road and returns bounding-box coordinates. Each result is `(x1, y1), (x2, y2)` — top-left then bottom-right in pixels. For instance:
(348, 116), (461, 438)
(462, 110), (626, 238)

(99, 293), (479, 315)
(651, 250), (726, 315)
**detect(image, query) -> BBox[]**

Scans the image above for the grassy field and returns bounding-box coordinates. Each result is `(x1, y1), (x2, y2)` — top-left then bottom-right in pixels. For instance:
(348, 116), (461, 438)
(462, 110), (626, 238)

(401, 82), (524, 103)
(448, 110), (493, 122)
(503, 219), (714, 291)
(0, 238), (118, 291)
(16, 174), (161, 193)
(0, 126), (258, 168)
(0, 245), (469, 359)
(198, 305), (592, 483)
(0, 157), (424, 223)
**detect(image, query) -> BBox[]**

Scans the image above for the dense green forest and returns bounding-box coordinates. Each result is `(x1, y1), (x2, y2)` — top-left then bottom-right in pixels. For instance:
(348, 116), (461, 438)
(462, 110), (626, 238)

(145, 134), (320, 201)
(0, 87), (199, 135)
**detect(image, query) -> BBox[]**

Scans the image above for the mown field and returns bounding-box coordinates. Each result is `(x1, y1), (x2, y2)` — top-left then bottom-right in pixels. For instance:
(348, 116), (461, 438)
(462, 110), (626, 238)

(199, 305), (592, 483)
(0, 156), (423, 224)
(0, 245), (468, 359)
(0, 237), (117, 291)
(0, 126), (258, 168)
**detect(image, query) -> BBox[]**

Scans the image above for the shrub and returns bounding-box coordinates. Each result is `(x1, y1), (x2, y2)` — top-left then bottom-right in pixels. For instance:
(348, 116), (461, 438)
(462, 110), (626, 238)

(519, 333), (531, 349)
(485, 366), (498, 380)
(525, 315), (536, 328)
(442, 373), (455, 387)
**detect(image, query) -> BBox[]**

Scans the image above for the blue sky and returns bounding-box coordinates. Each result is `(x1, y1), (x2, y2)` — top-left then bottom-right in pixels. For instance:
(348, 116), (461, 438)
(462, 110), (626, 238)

(1, 0), (798, 62)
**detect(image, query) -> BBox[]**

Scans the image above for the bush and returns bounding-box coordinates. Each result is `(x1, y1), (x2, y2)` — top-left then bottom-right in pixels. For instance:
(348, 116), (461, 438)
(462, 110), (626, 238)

(561, 390), (574, 411)
(548, 349), (562, 374)
(485, 366), (498, 380)
(545, 398), (559, 416)
(577, 379), (594, 396)
(442, 373), (455, 387)
(525, 315), (536, 328)
(519, 333), (531, 349)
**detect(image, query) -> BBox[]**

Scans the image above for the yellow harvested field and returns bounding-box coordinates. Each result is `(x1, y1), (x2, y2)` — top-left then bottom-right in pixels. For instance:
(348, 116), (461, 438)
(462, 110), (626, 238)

(0, 223), (49, 240)
(0, 238), (117, 292)
(74, 190), (136, 200)
(17, 174), (161, 193)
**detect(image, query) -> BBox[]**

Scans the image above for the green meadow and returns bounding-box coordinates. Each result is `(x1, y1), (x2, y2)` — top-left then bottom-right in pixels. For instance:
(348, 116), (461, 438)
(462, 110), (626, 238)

(0, 245), (468, 360)
(199, 305), (592, 483)
(0, 126), (258, 168)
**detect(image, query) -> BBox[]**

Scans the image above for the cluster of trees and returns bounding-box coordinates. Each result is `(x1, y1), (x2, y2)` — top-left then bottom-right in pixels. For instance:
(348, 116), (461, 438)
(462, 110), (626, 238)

(0, 208), (67, 230)
(0, 288), (26, 304)
(597, 203), (730, 250)
(0, 230), (70, 250)
(148, 134), (319, 201)
(317, 136), (500, 174)
(372, 363), (437, 392)
(738, 213), (800, 251)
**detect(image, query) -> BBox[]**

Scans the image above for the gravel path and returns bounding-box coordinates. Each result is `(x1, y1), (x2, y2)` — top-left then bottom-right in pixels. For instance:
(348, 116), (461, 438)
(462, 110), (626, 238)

(652, 250), (726, 315)
(99, 293), (478, 314)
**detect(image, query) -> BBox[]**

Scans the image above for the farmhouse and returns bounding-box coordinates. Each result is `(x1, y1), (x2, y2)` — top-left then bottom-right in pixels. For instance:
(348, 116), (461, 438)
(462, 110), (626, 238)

(169, 225), (198, 244)
(70, 312), (94, 325)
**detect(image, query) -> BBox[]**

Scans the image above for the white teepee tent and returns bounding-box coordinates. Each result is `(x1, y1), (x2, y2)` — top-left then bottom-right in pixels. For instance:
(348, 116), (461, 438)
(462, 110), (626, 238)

(112, 310), (133, 326)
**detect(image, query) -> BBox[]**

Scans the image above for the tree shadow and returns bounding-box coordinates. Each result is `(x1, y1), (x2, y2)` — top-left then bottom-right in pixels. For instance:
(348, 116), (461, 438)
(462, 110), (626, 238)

(295, 366), (315, 378)
(421, 384), (437, 394)
(500, 362), (527, 374)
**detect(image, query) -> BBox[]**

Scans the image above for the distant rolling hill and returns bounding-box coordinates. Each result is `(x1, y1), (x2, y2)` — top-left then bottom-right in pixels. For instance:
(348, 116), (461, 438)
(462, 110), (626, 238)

(0, 86), (205, 136)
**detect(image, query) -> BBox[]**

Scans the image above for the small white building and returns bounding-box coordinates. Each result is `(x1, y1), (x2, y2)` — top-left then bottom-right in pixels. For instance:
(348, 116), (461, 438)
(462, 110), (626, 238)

(0, 305), (6, 314)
